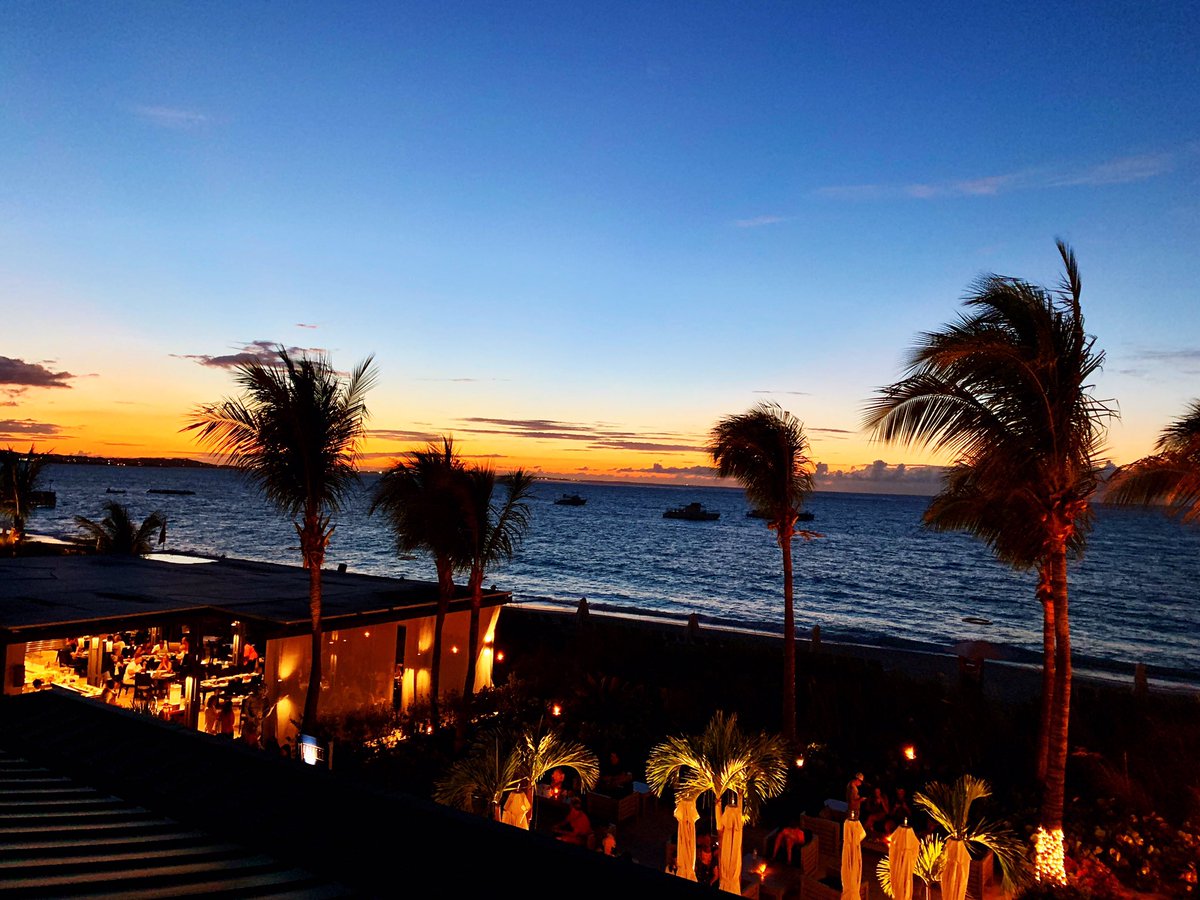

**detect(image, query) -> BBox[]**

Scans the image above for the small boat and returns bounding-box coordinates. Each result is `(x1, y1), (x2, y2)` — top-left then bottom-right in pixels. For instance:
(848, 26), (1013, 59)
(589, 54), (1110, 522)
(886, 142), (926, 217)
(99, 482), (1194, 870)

(30, 490), (56, 508)
(105, 488), (127, 494)
(747, 508), (814, 521)
(147, 489), (196, 496)
(554, 493), (587, 506)
(663, 502), (720, 521)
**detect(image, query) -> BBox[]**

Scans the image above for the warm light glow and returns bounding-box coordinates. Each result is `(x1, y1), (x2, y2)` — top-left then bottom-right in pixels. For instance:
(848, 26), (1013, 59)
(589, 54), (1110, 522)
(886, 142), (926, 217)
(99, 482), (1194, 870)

(483, 646), (492, 656)
(1034, 827), (1067, 885)
(484, 633), (494, 645)
(496, 650), (505, 662)
(451, 645), (459, 654)
(364, 631), (370, 638)
(551, 703), (562, 716)
(757, 862), (767, 880)
(795, 756), (805, 768)
(903, 744), (916, 761)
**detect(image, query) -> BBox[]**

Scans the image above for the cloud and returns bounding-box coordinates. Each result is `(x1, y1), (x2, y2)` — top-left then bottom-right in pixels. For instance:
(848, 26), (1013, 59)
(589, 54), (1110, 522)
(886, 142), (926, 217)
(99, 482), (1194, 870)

(752, 389), (811, 396)
(417, 377), (510, 383)
(818, 151), (1176, 201)
(0, 418), (67, 441)
(296, 323), (319, 329)
(591, 440), (703, 452)
(0, 357), (74, 388)
(616, 463), (716, 476)
(454, 416), (704, 452)
(366, 428), (442, 443)
(134, 105), (211, 129)
(1123, 347), (1200, 376)
(175, 340), (327, 369)
(733, 215), (788, 228)
(814, 459), (945, 488)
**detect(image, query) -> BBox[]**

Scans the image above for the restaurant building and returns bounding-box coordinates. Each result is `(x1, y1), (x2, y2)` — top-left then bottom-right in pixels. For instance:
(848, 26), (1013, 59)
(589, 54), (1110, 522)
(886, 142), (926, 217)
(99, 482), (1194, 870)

(0, 553), (509, 747)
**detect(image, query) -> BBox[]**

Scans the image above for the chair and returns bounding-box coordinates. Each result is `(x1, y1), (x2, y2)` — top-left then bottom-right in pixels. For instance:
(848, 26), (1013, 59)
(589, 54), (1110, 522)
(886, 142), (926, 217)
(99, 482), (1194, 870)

(132, 672), (155, 712)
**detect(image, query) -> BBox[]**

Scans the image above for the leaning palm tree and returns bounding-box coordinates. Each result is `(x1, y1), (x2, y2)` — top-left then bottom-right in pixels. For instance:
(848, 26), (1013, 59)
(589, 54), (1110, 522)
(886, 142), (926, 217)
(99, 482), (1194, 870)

(186, 347), (376, 739)
(0, 445), (51, 541)
(460, 467), (536, 700)
(647, 711), (789, 886)
(74, 501), (166, 555)
(708, 403), (815, 743)
(913, 775), (1028, 900)
(433, 725), (598, 823)
(370, 437), (469, 728)
(1107, 399), (1200, 524)
(864, 241), (1113, 882)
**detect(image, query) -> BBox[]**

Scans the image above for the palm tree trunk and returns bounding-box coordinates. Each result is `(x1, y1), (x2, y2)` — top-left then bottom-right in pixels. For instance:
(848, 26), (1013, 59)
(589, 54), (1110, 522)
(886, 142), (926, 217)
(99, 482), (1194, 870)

(430, 559), (455, 729)
(463, 567), (483, 700)
(301, 535), (324, 738)
(779, 525), (797, 743)
(1036, 567), (1055, 786)
(1041, 543), (1072, 830)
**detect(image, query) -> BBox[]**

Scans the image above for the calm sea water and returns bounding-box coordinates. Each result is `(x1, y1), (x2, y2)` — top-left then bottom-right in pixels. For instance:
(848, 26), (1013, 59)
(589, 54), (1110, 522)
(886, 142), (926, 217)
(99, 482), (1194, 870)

(29, 464), (1200, 683)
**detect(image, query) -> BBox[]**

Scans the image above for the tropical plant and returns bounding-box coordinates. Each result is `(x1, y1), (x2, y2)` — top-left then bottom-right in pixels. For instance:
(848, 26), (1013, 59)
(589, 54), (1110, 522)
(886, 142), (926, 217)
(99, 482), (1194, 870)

(913, 775), (1029, 896)
(460, 467), (536, 700)
(864, 241), (1113, 881)
(0, 445), (50, 541)
(73, 501), (166, 555)
(433, 724), (598, 822)
(370, 437), (469, 728)
(645, 710), (789, 827)
(1106, 399), (1200, 525)
(877, 835), (946, 900)
(708, 402), (815, 743)
(186, 347), (376, 738)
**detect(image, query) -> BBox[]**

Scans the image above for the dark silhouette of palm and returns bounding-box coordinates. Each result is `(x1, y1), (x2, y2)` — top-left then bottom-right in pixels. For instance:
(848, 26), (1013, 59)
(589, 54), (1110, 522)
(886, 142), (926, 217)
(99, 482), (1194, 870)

(185, 347), (376, 738)
(370, 437), (468, 728)
(707, 402), (815, 742)
(460, 466), (536, 699)
(74, 501), (166, 556)
(863, 241), (1113, 881)
(1, 446), (51, 541)
(1107, 399), (1200, 524)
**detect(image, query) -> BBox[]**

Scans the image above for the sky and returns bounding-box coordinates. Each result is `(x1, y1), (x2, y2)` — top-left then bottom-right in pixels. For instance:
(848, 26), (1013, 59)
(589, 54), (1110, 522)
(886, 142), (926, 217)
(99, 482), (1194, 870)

(2, 1), (1198, 492)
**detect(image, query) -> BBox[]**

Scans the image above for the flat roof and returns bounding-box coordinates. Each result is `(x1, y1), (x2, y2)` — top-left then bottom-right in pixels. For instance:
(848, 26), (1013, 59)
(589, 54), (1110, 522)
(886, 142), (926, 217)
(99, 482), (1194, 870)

(0, 554), (509, 642)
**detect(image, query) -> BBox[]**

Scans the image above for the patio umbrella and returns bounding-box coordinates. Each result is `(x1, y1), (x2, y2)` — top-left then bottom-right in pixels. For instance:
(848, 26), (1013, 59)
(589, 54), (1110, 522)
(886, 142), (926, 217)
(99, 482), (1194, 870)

(841, 816), (866, 900)
(940, 838), (970, 900)
(500, 787), (531, 830)
(717, 797), (744, 893)
(673, 796), (699, 881)
(888, 825), (920, 900)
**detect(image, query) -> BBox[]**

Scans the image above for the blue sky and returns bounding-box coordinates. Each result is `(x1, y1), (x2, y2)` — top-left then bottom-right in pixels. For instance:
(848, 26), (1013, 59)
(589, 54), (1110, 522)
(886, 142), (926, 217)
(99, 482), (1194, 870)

(2, 1), (1198, 487)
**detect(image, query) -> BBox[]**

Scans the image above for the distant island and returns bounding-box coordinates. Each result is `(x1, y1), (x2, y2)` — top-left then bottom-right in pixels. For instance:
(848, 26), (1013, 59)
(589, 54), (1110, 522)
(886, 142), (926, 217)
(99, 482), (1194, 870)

(42, 454), (219, 469)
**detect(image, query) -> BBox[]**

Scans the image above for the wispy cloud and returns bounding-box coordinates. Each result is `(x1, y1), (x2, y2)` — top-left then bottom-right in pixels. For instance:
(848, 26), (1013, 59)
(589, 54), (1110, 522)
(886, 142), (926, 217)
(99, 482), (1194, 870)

(1122, 346), (1200, 376)
(0, 357), (74, 388)
(416, 377), (510, 383)
(752, 389), (811, 396)
(366, 428), (442, 443)
(818, 151), (1177, 201)
(0, 418), (68, 441)
(296, 323), (319, 330)
(455, 416), (704, 452)
(733, 215), (788, 228)
(174, 340), (327, 369)
(134, 105), (211, 129)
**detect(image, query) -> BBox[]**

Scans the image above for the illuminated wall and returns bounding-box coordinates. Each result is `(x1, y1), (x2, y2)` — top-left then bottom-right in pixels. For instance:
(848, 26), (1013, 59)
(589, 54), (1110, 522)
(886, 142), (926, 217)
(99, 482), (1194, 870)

(399, 606), (501, 711)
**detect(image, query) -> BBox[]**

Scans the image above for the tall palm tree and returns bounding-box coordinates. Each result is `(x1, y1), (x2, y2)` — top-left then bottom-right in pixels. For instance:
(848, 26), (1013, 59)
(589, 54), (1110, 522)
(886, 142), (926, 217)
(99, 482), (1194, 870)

(0, 446), (50, 541)
(186, 347), (376, 738)
(708, 402), (815, 743)
(74, 501), (166, 555)
(433, 724), (599, 820)
(460, 467), (536, 700)
(370, 437), (469, 728)
(863, 241), (1113, 883)
(912, 775), (1028, 898)
(1106, 399), (1200, 524)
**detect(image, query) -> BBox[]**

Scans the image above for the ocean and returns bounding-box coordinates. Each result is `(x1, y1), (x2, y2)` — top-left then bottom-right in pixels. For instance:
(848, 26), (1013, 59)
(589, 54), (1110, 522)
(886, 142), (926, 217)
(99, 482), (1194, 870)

(27, 464), (1200, 686)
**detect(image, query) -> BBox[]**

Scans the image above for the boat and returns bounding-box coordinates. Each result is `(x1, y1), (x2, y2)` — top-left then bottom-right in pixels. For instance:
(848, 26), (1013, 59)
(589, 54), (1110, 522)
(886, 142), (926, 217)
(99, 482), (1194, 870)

(105, 488), (127, 494)
(554, 493), (586, 506)
(663, 502), (720, 521)
(747, 508), (814, 521)
(147, 489), (196, 496)
(30, 490), (56, 508)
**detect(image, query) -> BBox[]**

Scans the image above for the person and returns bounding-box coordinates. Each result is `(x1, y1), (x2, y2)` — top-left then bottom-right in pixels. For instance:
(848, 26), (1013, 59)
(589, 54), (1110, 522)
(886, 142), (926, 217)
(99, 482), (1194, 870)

(501, 780), (533, 830)
(599, 750), (633, 795)
(553, 797), (592, 846)
(204, 693), (222, 734)
(864, 786), (891, 833)
(892, 787), (913, 823)
(242, 640), (260, 671)
(548, 767), (568, 798)
(846, 772), (864, 819)
(99, 678), (119, 705)
(771, 822), (809, 865)
(217, 694), (235, 737)
(122, 655), (143, 691)
(600, 825), (618, 856)
(695, 844), (719, 887)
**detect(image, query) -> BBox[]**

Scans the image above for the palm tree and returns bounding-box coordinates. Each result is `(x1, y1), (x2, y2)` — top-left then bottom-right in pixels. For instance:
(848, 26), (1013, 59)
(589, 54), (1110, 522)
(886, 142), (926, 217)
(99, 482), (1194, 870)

(460, 467), (536, 700)
(0, 446), (50, 541)
(913, 775), (1028, 899)
(74, 501), (166, 555)
(370, 437), (469, 728)
(864, 242), (1113, 882)
(1106, 399), (1200, 524)
(647, 711), (788, 887)
(708, 402), (815, 743)
(186, 347), (376, 738)
(433, 725), (598, 822)
(877, 835), (945, 900)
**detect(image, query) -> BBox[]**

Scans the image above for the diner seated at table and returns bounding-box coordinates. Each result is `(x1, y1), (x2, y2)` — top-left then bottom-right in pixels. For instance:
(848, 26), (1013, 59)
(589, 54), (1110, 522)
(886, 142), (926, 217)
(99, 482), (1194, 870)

(553, 797), (593, 847)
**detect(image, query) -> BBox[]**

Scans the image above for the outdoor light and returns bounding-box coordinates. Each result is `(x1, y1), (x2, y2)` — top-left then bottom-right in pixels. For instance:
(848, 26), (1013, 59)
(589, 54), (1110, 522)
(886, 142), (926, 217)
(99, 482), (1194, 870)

(496, 651), (505, 662)
(795, 756), (805, 768)
(551, 703), (562, 716)
(757, 862), (767, 880)
(451, 645), (459, 654)
(364, 631), (370, 638)
(1034, 827), (1067, 885)
(903, 744), (917, 761)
